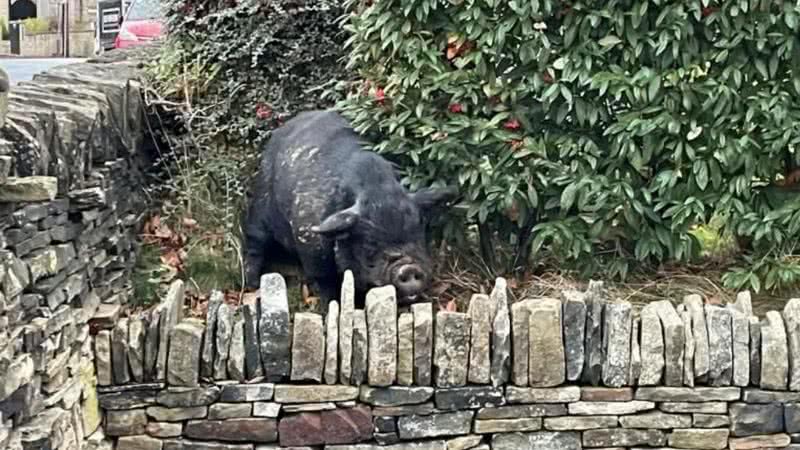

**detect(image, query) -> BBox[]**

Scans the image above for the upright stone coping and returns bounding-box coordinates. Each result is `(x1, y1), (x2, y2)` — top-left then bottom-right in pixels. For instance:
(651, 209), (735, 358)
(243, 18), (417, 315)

(92, 273), (800, 450)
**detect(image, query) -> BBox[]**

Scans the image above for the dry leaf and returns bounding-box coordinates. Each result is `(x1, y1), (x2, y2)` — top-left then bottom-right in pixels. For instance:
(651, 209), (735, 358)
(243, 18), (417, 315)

(445, 299), (457, 312)
(183, 217), (198, 229)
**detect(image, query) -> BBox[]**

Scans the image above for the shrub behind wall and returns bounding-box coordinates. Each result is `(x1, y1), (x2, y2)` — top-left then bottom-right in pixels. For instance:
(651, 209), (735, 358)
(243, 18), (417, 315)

(334, 0), (800, 286)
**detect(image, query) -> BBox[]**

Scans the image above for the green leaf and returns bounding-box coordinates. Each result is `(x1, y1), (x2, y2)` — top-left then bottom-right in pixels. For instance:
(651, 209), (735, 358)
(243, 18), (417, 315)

(755, 59), (768, 79)
(648, 75), (661, 101)
(561, 183), (579, 212)
(598, 35), (622, 47)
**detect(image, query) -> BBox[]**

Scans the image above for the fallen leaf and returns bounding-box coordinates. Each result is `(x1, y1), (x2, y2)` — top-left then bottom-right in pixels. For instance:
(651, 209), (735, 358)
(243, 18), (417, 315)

(445, 299), (458, 312)
(182, 217), (198, 229)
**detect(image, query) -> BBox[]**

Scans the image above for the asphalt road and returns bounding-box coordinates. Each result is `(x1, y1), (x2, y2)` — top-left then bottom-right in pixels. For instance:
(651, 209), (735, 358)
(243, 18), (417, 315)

(0, 58), (86, 85)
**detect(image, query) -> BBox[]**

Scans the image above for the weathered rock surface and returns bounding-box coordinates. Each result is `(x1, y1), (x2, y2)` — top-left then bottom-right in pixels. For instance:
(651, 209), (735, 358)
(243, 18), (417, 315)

(273, 385), (359, 403)
(259, 273), (291, 382)
(240, 302), (262, 381)
(157, 387), (220, 408)
(706, 305), (733, 386)
(729, 434), (791, 450)
(95, 330), (113, 386)
(112, 318), (131, 384)
(618, 411), (691, 429)
(528, 298), (564, 387)
(569, 400), (655, 415)
(434, 386), (504, 410)
(668, 428), (729, 449)
(397, 312), (414, 386)
(635, 386), (740, 402)
(545, 416), (619, 431)
(490, 278), (511, 387)
(602, 301), (631, 387)
(629, 316), (642, 385)
(128, 318), (146, 382)
(679, 305), (695, 387)
(339, 271), (355, 384)
(208, 403), (253, 420)
(227, 315), (246, 382)
(582, 428), (666, 447)
(434, 311), (470, 388)
(511, 299), (535, 386)
(290, 313), (325, 383)
(324, 301), (340, 385)
(477, 404), (567, 420)
(366, 286), (397, 386)
(639, 303), (664, 385)
(157, 281), (185, 381)
(562, 290), (586, 382)
(684, 294), (710, 381)
(146, 406), (208, 421)
(749, 317), (761, 387)
(761, 311), (789, 390)
(729, 306), (750, 387)
(359, 386), (434, 407)
(785, 298), (800, 391)
(467, 294), (493, 384)
(397, 411), (473, 439)
(167, 319), (204, 387)
(412, 303), (433, 387)
(214, 303), (234, 381)
(184, 418), (278, 443)
(582, 280), (606, 386)
(729, 402), (784, 437)
(219, 384), (274, 402)
(653, 300), (685, 386)
(201, 291), (223, 380)
(492, 431), (581, 450)
(351, 309), (368, 386)
(506, 386), (580, 404)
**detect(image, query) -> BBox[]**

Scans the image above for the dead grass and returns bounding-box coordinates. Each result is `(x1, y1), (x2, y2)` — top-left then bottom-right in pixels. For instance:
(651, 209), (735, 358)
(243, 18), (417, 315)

(430, 244), (787, 317)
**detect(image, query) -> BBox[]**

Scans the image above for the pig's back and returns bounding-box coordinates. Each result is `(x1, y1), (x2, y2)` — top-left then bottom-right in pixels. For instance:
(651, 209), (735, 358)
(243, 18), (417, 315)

(262, 110), (397, 243)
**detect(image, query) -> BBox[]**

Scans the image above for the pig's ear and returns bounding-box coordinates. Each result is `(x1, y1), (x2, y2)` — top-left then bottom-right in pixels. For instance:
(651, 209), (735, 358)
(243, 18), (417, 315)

(311, 204), (361, 236)
(410, 186), (459, 211)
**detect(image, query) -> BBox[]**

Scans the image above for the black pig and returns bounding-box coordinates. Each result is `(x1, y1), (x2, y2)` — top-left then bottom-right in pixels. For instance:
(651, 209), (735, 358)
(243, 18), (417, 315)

(242, 110), (457, 311)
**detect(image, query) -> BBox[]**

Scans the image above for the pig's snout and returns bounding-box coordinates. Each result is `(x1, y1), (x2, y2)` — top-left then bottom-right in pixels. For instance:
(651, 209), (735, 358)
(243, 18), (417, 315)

(393, 264), (427, 302)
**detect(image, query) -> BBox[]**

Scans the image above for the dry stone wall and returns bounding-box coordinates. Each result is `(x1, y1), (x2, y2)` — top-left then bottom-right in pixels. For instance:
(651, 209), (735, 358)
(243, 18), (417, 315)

(0, 45), (160, 450)
(98, 272), (800, 450)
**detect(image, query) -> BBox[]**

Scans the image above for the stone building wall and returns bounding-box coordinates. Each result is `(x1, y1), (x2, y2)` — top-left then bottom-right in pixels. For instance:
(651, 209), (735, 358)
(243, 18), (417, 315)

(0, 44), (159, 450)
(97, 273), (800, 450)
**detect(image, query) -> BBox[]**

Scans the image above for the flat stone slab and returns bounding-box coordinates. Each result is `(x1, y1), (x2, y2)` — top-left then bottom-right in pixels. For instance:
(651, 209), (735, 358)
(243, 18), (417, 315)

(273, 385), (359, 403)
(359, 386), (434, 406)
(634, 387), (741, 402)
(397, 411), (473, 440)
(506, 386), (580, 404)
(568, 400), (655, 415)
(434, 386), (504, 410)
(184, 418), (278, 443)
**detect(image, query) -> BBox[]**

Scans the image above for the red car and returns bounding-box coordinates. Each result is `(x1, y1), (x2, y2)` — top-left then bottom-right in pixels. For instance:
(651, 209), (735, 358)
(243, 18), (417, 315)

(114, 0), (164, 49)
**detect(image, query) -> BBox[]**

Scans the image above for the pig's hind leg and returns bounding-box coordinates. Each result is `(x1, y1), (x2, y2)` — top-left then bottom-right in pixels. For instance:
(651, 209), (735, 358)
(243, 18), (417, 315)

(242, 212), (279, 290)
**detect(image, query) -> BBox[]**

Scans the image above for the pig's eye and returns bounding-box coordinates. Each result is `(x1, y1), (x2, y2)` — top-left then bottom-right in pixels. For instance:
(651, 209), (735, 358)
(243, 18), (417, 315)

(386, 252), (404, 264)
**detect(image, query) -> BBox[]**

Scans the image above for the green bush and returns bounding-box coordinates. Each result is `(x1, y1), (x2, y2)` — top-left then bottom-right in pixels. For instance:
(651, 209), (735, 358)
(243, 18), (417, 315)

(334, 0), (800, 288)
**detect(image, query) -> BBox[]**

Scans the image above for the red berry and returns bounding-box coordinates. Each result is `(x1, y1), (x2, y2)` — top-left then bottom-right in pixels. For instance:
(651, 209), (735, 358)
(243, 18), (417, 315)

(449, 103), (463, 113)
(701, 6), (715, 17)
(543, 72), (554, 84)
(255, 104), (272, 120)
(375, 88), (386, 104)
(504, 118), (521, 130)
